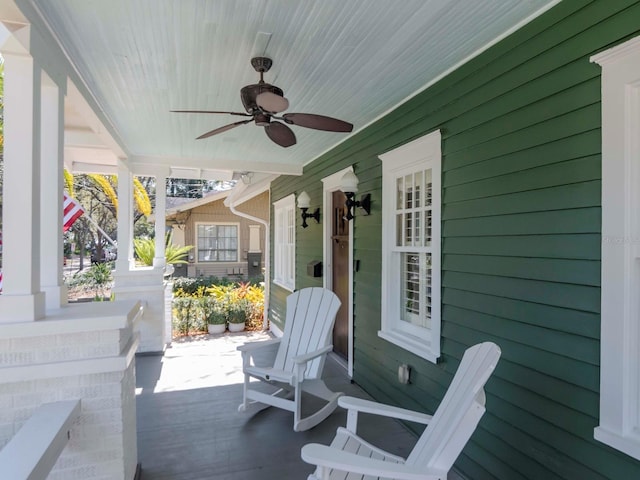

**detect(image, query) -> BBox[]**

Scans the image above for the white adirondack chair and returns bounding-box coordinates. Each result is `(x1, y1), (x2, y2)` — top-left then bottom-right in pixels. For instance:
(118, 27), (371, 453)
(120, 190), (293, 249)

(301, 342), (501, 480)
(237, 287), (343, 432)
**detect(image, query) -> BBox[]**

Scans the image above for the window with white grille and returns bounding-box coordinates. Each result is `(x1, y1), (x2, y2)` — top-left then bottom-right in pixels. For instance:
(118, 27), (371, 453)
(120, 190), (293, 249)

(273, 195), (296, 291)
(379, 130), (441, 362)
(197, 224), (238, 262)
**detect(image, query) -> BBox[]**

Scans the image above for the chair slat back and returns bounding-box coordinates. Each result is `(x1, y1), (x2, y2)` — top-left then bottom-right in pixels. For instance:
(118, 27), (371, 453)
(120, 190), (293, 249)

(406, 342), (501, 471)
(274, 288), (341, 379)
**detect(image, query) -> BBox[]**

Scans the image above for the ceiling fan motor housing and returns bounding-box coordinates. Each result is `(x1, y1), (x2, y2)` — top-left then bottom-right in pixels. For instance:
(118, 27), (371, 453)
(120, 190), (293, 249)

(240, 83), (285, 114)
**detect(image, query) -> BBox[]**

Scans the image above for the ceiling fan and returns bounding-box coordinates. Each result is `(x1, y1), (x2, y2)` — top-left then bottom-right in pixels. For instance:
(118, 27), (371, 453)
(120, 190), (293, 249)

(172, 57), (354, 148)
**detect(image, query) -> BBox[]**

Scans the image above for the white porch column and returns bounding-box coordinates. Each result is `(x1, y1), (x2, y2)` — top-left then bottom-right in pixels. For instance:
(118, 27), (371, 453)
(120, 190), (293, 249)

(113, 165), (167, 353)
(115, 159), (135, 271)
(153, 174), (167, 269)
(40, 74), (67, 309)
(0, 34), (46, 322)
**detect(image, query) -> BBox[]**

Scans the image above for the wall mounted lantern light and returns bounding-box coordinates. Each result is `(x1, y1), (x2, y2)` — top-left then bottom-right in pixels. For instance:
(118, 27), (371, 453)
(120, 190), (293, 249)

(297, 191), (320, 228)
(340, 171), (371, 221)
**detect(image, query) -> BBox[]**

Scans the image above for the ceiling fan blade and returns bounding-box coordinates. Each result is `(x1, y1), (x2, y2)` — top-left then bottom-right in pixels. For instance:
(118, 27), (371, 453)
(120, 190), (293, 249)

(256, 92), (290, 114)
(172, 109), (251, 117)
(264, 121), (296, 147)
(196, 119), (252, 140)
(281, 113), (353, 132)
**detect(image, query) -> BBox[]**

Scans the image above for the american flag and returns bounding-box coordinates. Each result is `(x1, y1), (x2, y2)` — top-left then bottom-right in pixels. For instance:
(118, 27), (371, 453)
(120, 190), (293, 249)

(0, 194), (83, 292)
(63, 192), (84, 232)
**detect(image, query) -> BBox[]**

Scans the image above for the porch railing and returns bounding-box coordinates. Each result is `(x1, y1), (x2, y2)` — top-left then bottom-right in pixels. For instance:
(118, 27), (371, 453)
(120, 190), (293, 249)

(0, 400), (81, 480)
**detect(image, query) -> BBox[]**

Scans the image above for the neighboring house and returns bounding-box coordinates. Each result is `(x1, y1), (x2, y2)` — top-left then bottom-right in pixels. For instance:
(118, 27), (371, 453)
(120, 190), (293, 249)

(166, 190), (269, 279)
(266, 3), (640, 480)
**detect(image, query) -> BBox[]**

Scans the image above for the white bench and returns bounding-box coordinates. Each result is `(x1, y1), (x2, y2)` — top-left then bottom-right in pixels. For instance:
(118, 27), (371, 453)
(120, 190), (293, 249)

(0, 400), (81, 480)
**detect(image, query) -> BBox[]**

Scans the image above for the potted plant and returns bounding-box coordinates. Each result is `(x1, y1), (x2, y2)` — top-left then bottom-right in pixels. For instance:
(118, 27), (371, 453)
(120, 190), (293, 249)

(227, 298), (250, 332)
(203, 297), (227, 334)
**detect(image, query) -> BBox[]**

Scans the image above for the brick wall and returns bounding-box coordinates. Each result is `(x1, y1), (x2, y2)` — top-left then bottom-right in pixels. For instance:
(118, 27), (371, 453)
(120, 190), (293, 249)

(0, 301), (141, 479)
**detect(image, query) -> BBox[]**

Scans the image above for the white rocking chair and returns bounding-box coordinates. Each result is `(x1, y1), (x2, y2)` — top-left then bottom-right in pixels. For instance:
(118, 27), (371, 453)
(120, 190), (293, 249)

(237, 287), (343, 432)
(301, 342), (501, 480)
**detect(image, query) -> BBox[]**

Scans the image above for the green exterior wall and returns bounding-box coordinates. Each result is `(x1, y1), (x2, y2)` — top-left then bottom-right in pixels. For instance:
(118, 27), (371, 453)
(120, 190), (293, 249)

(270, 1), (640, 478)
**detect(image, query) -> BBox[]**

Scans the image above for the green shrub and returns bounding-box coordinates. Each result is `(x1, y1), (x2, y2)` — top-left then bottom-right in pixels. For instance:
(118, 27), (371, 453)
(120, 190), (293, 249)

(172, 297), (194, 336)
(171, 280), (265, 336)
(65, 262), (113, 300)
(227, 298), (250, 324)
(202, 297), (226, 325)
(172, 276), (263, 295)
(172, 297), (207, 335)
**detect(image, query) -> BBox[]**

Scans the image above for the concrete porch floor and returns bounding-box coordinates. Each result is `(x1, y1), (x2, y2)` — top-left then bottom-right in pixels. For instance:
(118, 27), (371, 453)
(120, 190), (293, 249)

(135, 331), (418, 480)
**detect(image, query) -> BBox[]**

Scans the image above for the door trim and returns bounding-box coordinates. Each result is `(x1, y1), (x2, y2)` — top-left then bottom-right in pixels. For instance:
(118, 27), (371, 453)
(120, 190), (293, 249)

(322, 167), (354, 377)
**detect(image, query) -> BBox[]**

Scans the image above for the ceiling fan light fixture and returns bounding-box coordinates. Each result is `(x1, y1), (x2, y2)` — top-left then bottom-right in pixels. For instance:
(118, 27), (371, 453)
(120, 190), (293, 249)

(257, 91), (289, 113)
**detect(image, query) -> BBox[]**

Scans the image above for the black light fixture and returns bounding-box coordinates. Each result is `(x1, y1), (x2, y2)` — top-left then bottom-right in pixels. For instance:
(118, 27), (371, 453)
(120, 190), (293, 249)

(340, 171), (371, 221)
(297, 191), (320, 228)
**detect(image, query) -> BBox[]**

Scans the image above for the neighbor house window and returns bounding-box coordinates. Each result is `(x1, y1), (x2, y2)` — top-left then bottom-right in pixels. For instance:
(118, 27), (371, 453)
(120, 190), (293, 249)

(197, 224), (238, 262)
(273, 194), (295, 291)
(378, 130), (441, 363)
(591, 36), (640, 461)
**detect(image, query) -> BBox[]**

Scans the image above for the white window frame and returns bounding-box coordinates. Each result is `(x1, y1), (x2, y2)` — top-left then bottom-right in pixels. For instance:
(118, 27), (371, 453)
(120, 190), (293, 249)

(273, 194), (296, 291)
(591, 35), (640, 461)
(195, 222), (239, 263)
(378, 130), (442, 363)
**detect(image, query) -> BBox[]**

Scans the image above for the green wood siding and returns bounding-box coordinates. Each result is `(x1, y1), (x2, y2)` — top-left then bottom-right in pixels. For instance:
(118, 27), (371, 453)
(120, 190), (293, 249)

(270, 1), (640, 478)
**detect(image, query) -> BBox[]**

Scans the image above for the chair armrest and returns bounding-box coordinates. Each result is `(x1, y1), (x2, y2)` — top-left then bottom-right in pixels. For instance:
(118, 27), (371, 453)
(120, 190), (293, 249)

(291, 344), (333, 365)
(236, 337), (281, 352)
(301, 444), (444, 480)
(339, 396), (432, 425)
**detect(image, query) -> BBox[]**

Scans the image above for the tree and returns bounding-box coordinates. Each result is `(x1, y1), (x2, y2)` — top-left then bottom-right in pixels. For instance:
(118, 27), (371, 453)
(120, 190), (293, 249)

(67, 172), (153, 268)
(166, 177), (233, 198)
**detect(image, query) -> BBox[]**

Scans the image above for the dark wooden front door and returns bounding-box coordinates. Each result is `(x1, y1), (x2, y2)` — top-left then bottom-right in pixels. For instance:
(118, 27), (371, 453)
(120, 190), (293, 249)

(331, 191), (350, 360)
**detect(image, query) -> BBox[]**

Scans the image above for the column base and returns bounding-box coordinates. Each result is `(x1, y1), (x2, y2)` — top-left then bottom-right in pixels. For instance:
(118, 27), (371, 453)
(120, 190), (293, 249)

(42, 284), (69, 310)
(0, 291), (46, 322)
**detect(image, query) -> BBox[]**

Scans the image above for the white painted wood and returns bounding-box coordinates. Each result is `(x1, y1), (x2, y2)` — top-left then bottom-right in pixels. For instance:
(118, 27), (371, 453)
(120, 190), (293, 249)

(0, 400), (81, 480)
(153, 173), (167, 268)
(339, 396), (433, 429)
(40, 73), (67, 310)
(0, 35), (46, 321)
(378, 130), (442, 362)
(12, 0), (555, 177)
(115, 159), (135, 271)
(301, 342), (501, 480)
(591, 34), (640, 461)
(273, 195), (296, 291)
(322, 166), (355, 377)
(238, 287), (343, 431)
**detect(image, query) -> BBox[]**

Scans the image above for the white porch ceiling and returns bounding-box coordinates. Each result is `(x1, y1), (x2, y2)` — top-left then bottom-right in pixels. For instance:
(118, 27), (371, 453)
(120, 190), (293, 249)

(8, 0), (557, 178)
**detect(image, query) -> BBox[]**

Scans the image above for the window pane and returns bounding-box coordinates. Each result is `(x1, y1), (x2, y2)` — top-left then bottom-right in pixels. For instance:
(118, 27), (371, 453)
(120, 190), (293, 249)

(404, 212), (412, 246)
(414, 171), (422, 208)
(396, 214), (403, 247)
(197, 224), (237, 262)
(396, 177), (403, 210)
(400, 253), (422, 327)
(425, 169), (433, 207)
(405, 174), (413, 209)
(424, 253), (432, 329)
(424, 210), (432, 247)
